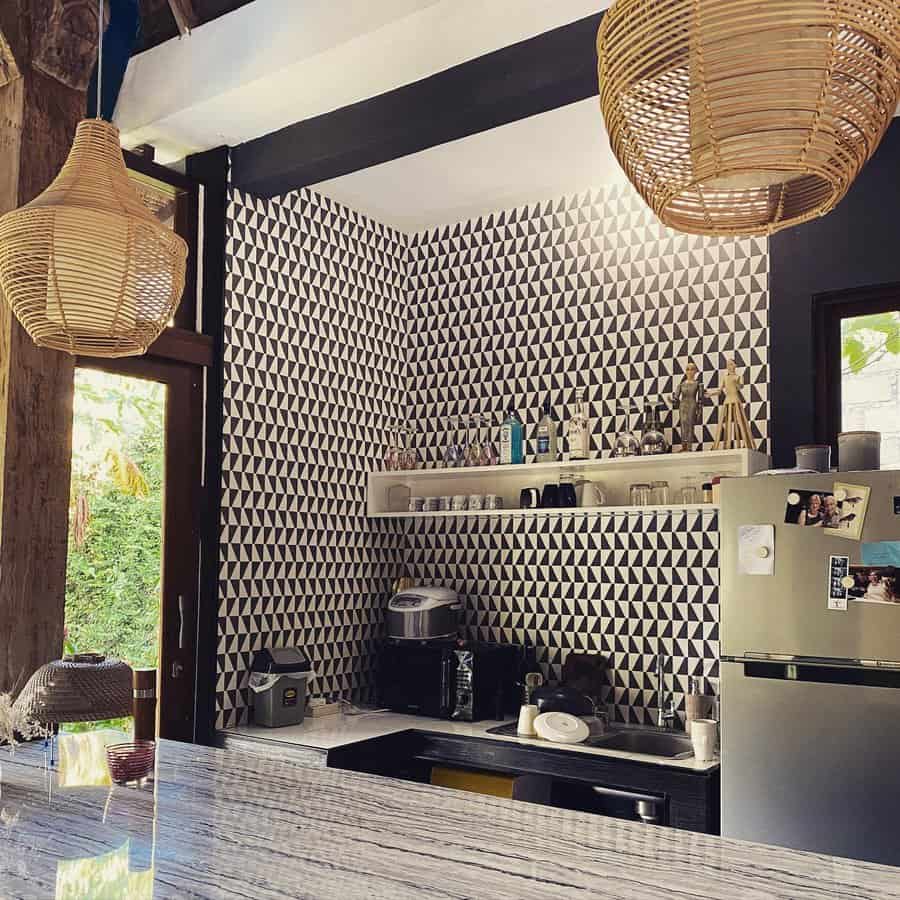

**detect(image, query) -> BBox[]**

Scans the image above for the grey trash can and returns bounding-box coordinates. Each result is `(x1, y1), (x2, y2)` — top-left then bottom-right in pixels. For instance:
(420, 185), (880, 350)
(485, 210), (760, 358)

(250, 647), (312, 727)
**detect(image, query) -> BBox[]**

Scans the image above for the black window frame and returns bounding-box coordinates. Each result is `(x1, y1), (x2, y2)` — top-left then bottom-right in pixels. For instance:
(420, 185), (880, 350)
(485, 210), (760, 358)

(813, 281), (900, 457)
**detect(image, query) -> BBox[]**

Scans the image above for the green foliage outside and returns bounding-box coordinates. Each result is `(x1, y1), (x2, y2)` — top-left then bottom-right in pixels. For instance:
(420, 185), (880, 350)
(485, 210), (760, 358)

(842, 311), (900, 375)
(65, 369), (165, 673)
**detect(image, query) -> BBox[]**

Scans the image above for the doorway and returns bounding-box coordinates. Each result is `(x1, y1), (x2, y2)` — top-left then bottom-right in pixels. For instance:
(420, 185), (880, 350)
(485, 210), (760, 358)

(65, 356), (203, 741)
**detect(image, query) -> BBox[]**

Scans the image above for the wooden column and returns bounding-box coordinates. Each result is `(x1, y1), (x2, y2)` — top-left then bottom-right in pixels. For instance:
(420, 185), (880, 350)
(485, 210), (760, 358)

(0, 2), (96, 693)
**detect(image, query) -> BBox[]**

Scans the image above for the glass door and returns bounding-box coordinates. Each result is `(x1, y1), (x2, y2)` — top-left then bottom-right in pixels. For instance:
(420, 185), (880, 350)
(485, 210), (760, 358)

(66, 357), (202, 741)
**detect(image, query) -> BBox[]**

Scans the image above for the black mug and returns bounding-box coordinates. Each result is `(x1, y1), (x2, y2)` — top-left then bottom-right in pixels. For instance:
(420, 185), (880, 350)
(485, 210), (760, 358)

(558, 482), (577, 508)
(520, 488), (540, 509)
(540, 483), (560, 508)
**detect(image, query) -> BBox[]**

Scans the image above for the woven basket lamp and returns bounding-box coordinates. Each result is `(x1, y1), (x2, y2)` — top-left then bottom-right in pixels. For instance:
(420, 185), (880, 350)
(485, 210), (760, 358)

(0, 118), (188, 357)
(597, 0), (900, 236)
(13, 654), (133, 725)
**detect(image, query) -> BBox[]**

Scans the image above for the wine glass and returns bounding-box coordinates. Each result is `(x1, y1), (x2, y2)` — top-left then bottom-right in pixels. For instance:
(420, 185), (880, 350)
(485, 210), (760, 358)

(465, 414), (483, 467)
(443, 416), (462, 468)
(613, 400), (641, 458)
(480, 414), (499, 466)
(383, 429), (400, 471)
(401, 424), (422, 470)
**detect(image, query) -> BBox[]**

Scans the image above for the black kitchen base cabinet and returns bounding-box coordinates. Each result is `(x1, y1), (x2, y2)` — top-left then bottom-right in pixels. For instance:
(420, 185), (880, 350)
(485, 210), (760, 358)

(327, 730), (720, 835)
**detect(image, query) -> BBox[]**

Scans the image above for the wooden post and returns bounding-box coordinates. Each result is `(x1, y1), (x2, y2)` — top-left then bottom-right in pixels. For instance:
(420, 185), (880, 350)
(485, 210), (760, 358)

(0, 3), (96, 693)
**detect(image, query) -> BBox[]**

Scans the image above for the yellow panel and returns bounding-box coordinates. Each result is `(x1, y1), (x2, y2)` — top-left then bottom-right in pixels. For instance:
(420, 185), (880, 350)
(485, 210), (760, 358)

(430, 766), (514, 799)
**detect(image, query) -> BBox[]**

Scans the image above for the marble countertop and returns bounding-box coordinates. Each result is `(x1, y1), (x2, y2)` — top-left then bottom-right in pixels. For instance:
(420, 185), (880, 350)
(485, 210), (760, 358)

(2, 739), (898, 899)
(224, 711), (720, 772)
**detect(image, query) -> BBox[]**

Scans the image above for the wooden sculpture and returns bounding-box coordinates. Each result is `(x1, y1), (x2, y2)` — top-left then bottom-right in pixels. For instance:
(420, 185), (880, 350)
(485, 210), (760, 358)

(710, 359), (756, 450)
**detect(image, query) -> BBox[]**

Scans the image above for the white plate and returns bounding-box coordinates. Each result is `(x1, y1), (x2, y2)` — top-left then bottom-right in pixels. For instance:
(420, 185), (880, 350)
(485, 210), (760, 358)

(533, 711), (590, 745)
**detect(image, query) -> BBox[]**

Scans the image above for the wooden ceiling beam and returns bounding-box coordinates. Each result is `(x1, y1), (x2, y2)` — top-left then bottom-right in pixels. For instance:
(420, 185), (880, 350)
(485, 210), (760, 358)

(167, 0), (199, 35)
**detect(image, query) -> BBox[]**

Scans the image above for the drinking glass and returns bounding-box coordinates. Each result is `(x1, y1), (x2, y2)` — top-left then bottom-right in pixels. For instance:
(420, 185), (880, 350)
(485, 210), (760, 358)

(383, 429), (400, 471)
(464, 414), (483, 467)
(478, 414), (499, 467)
(613, 400), (641, 458)
(443, 416), (462, 468)
(650, 480), (670, 505)
(400, 426), (422, 470)
(630, 483), (651, 506)
(680, 475), (699, 504)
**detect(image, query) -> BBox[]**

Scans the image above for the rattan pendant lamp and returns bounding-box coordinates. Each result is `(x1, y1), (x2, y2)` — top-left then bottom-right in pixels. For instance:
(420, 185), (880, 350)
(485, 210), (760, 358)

(597, 0), (900, 236)
(0, 0), (188, 357)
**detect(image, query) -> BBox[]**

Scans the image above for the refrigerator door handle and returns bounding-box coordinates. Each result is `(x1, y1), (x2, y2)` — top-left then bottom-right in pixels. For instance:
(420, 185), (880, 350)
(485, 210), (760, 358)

(738, 659), (900, 689)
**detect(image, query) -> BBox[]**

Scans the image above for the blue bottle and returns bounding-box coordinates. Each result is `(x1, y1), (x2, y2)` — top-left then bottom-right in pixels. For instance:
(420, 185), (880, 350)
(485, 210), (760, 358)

(500, 406), (524, 465)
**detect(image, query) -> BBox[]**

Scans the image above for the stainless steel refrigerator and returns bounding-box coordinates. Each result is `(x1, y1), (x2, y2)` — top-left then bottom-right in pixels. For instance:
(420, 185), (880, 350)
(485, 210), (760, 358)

(720, 470), (900, 865)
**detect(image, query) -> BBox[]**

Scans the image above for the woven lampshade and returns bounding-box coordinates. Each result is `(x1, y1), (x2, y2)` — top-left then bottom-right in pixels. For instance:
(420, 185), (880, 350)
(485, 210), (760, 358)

(597, 1), (900, 236)
(0, 118), (188, 357)
(13, 654), (133, 724)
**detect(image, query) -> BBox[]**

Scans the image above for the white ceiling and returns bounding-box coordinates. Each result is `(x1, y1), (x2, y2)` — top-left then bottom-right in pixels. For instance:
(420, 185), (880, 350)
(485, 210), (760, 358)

(311, 97), (626, 234)
(116, 0), (610, 163)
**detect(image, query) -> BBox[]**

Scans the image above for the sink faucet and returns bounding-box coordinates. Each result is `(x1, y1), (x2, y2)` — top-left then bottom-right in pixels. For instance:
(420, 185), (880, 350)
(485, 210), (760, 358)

(655, 654), (676, 729)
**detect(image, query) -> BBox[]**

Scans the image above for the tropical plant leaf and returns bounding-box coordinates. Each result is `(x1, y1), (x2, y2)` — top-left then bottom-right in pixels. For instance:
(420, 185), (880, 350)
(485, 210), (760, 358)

(842, 335), (868, 374)
(104, 449), (149, 498)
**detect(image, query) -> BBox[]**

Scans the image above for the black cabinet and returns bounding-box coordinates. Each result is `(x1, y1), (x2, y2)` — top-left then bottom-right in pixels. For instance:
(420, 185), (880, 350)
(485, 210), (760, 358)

(327, 730), (720, 835)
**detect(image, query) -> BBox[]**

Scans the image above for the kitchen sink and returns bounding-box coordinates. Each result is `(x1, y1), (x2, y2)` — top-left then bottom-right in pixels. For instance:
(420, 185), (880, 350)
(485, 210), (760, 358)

(486, 720), (694, 759)
(587, 729), (693, 759)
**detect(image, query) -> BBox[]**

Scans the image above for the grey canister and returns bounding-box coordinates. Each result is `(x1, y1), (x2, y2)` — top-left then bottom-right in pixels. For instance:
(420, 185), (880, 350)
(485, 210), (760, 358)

(838, 431), (881, 471)
(794, 444), (831, 472)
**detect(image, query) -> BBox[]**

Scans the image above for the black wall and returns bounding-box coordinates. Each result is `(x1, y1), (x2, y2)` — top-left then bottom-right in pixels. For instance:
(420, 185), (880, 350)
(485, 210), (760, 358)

(770, 119), (900, 468)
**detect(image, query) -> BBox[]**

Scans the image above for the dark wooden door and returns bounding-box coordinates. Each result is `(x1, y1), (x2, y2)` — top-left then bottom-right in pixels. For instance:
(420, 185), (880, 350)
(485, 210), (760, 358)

(78, 355), (203, 742)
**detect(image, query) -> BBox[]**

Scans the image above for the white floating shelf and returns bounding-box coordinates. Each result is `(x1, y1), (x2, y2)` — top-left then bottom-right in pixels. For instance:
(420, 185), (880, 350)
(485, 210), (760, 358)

(367, 448), (768, 517)
(373, 503), (719, 520)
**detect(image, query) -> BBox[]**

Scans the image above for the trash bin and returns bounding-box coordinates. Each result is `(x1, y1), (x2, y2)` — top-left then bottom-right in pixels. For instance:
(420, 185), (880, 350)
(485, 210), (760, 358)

(249, 647), (312, 727)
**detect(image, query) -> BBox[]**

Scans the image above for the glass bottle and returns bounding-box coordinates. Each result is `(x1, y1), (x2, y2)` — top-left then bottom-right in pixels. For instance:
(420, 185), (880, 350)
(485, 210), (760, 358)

(566, 388), (590, 461)
(500, 406), (524, 465)
(536, 399), (559, 463)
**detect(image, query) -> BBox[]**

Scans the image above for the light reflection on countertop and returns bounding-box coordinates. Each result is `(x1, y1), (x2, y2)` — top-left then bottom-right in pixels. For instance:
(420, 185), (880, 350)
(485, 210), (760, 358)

(1, 738), (899, 899)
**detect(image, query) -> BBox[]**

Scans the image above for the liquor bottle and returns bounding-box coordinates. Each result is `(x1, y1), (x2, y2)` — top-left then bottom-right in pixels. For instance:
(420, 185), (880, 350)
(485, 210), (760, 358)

(567, 388), (590, 460)
(500, 406), (524, 465)
(535, 399), (558, 463)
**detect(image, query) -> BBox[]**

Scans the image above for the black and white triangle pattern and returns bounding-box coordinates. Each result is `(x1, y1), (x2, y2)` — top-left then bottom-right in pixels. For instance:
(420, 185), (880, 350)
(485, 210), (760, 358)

(221, 180), (768, 731)
(405, 509), (720, 727)
(406, 181), (769, 461)
(219, 187), (408, 729)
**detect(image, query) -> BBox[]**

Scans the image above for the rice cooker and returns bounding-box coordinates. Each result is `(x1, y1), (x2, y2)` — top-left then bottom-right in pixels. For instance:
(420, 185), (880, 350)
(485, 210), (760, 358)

(387, 586), (461, 640)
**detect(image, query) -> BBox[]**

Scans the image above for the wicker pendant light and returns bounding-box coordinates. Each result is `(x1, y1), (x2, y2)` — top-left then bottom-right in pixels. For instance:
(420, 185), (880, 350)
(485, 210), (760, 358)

(597, 1), (900, 236)
(0, 1), (188, 357)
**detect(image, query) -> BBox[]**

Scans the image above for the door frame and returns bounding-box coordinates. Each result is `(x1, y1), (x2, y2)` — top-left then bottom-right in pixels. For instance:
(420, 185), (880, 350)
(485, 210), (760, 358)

(812, 282), (900, 453)
(76, 354), (203, 742)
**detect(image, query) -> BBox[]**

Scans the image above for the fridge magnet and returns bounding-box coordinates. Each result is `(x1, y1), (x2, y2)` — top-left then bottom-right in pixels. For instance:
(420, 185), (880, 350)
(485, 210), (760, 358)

(827, 555), (850, 611)
(861, 542), (900, 567)
(846, 565), (899, 605)
(738, 524), (775, 575)
(784, 488), (838, 527)
(826, 483), (871, 541)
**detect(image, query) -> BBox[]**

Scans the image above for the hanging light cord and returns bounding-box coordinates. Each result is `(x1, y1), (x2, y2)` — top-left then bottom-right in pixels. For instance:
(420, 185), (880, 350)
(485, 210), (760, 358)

(96, 0), (104, 120)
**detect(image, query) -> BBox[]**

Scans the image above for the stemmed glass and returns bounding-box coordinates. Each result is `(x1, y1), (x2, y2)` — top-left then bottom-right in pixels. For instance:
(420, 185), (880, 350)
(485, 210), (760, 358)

(401, 424), (422, 470)
(383, 428), (400, 471)
(613, 400), (642, 458)
(464, 414), (483, 467)
(478, 414), (499, 466)
(443, 416), (463, 468)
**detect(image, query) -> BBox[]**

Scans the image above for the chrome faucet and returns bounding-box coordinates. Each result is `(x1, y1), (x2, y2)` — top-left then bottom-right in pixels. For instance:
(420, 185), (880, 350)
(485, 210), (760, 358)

(655, 654), (676, 729)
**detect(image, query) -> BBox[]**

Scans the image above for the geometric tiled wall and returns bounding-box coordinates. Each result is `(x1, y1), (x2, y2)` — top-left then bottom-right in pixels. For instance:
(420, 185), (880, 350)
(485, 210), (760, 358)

(407, 182), (769, 462)
(219, 187), (408, 729)
(221, 179), (768, 731)
(405, 508), (720, 727)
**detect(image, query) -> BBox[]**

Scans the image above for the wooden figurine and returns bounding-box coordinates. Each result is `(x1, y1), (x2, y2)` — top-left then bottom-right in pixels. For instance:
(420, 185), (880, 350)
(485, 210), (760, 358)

(710, 359), (756, 450)
(672, 359), (705, 452)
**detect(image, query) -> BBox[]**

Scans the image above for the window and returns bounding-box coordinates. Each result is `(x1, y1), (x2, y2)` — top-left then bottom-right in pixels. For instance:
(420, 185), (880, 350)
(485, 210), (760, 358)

(815, 285), (900, 469)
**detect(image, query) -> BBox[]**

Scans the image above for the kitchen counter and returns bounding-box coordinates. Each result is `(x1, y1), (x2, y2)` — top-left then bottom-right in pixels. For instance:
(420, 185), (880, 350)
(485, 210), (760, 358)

(1, 739), (898, 899)
(222, 710), (720, 771)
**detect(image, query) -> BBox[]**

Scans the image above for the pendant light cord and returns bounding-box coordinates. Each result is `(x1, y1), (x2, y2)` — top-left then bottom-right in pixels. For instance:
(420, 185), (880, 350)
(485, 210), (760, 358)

(96, 0), (104, 120)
